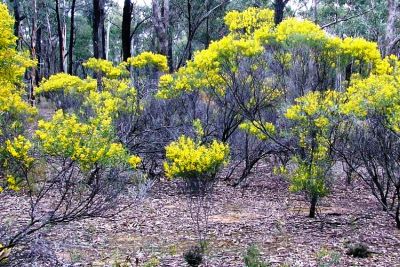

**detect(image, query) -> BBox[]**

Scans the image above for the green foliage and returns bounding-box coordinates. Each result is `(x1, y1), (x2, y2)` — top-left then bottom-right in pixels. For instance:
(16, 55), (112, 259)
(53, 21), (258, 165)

(285, 91), (341, 200)
(316, 247), (341, 267)
(143, 256), (160, 267)
(183, 245), (203, 267)
(243, 245), (269, 267)
(346, 243), (370, 258)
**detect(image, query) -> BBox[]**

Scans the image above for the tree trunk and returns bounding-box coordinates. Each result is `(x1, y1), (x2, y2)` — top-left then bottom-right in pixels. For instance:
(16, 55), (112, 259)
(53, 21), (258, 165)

(383, 0), (399, 56)
(105, 19), (111, 60)
(122, 0), (133, 61)
(274, 0), (288, 25)
(68, 0), (76, 74)
(205, 0), (210, 48)
(152, 0), (173, 71)
(187, 0), (193, 60)
(93, 0), (106, 59)
(13, 0), (22, 49)
(30, 0), (38, 106)
(55, 0), (66, 72)
(309, 195), (318, 218)
(312, 0), (318, 23)
(36, 26), (42, 85)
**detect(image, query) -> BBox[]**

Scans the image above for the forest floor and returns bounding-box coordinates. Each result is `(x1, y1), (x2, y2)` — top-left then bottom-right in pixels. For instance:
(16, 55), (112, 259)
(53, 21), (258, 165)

(3, 162), (400, 266)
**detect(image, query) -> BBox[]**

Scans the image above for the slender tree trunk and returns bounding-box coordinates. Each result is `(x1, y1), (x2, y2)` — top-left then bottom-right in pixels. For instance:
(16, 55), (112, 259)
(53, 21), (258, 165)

(105, 19), (111, 60)
(205, 0), (210, 48)
(55, 0), (66, 72)
(30, 0), (38, 106)
(68, 0), (76, 74)
(36, 26), (42, 85)
(122, 0), (133, 61)
(93, 0), (106, 59)
(13, 0), (22, 49)
(45, 9), (55, 77)
(187, 0), (193, 60)
(309, 195), (318, 218)
(313, 0), (318, 23)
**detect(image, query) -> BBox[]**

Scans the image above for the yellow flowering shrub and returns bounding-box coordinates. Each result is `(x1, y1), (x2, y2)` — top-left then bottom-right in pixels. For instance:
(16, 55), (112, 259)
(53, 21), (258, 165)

(36, 73), (96, 94)
(0, 3), (35, 115)
(275, 18), (327, 44)
(83, 58), (128, 78)
(239, 120), (275, 140)
(224, 8), (274, 35)
(157, 7), (384, 100)
(0, 3), (36, 193)
(5, 135), (34, 166)
(340, 37), (381, 64)
(283, 91), (342, 212)
(35, 110), (140, 171)
(341, 68), (400, 132)
(164, 136), (229, 179)
(157, 34), (263, 98)
(0, 135), (33, 192)
(127, 52), (169, 72)
(36, 58), (140, 119)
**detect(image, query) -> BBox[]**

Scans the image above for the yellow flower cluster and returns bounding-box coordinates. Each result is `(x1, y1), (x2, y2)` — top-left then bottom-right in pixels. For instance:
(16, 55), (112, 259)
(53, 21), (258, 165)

(127, 52), (169, 72)
(285, 90), (341, 167)
(37, 73), (96, 94)
(275, 18), (326, 44)
(224, 8), (274, 35)
(83, 58), (128, 78)
(340, 37), (381, 64)
(0, 82), (36, 114)
(157, 34), (263, 98)
(5, 135), (34, 167)
(84, 78), (138, 116)
(239, 120), (275, 140)
(0, 174), (20, 193)
(35, 110), (140, 171)
(164, 136), (229, 179)
(285, 90), (340, 124)
(341, 69), (400, 132)
(0, 3), (35, 116)
(36, 60), (139, 118)
(157, 8), (383, 100)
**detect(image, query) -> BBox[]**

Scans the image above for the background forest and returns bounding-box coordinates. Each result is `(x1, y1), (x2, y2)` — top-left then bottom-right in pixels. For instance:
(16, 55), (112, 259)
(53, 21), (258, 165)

(1, 0), (400, 266)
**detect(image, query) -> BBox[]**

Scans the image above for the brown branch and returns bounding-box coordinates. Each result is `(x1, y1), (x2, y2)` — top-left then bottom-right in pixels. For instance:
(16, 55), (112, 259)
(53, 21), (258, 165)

(321, 8), (372, 29)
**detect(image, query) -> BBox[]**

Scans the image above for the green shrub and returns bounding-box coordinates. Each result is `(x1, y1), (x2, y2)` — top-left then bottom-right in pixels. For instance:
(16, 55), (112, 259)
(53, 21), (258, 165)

(244, 245), (269, 267)
(183, 245), (203, 267)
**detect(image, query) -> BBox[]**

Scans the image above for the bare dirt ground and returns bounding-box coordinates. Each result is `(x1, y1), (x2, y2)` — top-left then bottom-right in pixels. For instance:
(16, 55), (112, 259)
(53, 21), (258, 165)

(3, 163), (400, 266)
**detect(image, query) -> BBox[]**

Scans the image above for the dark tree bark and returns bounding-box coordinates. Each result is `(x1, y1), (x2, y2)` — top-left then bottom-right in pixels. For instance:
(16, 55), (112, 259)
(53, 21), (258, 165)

(187, 0), (193, 60)
(122, 0), (133, 61)
(13, 0), (23, 49)
(68, 0), (77, 74)
(274, 0), (289, 25)
(55, 0), (66, 72)
(309, 195), (318, 218)
(93, 0), (106, 59)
